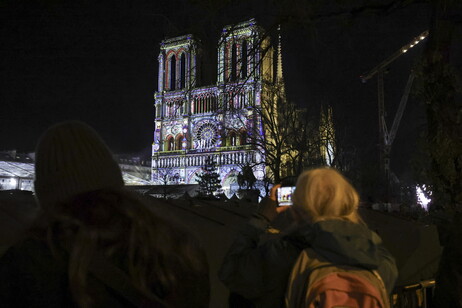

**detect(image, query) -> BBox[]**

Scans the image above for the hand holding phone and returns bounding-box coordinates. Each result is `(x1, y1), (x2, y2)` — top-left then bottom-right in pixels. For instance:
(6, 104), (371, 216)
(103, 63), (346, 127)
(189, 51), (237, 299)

(277, 186), (296, 206)
(257, 184), (291, 222)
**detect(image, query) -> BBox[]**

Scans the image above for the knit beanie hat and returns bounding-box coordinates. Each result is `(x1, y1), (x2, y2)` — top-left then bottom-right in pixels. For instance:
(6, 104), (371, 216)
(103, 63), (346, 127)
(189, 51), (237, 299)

(34, 121), (124, 207)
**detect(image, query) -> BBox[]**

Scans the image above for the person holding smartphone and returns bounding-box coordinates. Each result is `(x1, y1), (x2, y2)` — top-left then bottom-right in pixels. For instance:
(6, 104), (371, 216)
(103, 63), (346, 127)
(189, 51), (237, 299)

(219, 167), (397, 308)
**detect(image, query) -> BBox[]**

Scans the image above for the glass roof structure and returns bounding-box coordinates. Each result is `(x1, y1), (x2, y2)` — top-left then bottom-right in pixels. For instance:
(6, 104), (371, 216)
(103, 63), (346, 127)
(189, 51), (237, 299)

(0, 161), (151, 188)
(0, 161), (35, 178)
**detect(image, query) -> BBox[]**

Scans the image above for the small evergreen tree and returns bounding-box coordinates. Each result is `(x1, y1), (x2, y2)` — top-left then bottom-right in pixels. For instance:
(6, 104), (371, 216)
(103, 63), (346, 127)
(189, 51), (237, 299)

(196, 156), (222, 198)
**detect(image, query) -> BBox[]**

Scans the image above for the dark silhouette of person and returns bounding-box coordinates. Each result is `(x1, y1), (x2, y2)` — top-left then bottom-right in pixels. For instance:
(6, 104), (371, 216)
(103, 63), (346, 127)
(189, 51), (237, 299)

(0, 121), (209, 307)
(219, 167), (397, 308)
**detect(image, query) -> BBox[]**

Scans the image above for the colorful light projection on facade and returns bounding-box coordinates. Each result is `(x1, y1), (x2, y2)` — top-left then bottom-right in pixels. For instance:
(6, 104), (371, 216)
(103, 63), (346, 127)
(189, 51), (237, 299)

(152, 19), (276, 196)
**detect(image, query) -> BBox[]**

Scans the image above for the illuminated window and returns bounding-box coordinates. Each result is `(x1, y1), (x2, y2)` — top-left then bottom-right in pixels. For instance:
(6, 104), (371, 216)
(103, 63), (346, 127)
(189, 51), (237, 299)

(229, 131), (237, 146)
(176, 134), (183, 149)
(169, 56), (176, 90)
(167, 136), (174, 151)
(192, 98), (197, 114)
(241, 40), (247, 79)
(180, 53), (186, 89)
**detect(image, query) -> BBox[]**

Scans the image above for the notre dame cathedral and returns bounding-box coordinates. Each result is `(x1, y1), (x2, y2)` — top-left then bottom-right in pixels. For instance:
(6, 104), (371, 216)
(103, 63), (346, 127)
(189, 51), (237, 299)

(152, 19), (284, 196)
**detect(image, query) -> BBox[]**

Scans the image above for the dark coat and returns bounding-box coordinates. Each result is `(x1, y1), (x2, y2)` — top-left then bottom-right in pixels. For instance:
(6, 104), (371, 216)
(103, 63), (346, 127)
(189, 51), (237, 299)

(0, 239), (78, 307)
(0, 237), (209, 308)
(219, 216), (398, 308)
(0, 238), (149, 307)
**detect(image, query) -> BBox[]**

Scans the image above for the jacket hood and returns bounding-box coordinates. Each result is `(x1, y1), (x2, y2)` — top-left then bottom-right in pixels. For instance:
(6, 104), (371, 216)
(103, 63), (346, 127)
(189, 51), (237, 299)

(285, 220), (383, 269)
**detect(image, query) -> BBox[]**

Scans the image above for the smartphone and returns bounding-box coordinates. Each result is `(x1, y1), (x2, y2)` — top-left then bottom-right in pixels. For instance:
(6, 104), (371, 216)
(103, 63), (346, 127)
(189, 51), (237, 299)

(277, 186), (296, 206)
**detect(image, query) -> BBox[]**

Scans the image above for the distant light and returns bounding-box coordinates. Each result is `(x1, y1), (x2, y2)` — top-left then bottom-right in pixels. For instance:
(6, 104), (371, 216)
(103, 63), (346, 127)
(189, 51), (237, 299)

(420, 36), (425, 40)
(410, 44), (414, 47)
(414, 40), (419, 44)
(402, 49), (408, 53)
(416, 185), (431, 210)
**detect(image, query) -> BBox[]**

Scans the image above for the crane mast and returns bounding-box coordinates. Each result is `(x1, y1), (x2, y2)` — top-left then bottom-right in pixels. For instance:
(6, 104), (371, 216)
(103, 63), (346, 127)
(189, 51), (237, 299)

(360, 30), (428, 201)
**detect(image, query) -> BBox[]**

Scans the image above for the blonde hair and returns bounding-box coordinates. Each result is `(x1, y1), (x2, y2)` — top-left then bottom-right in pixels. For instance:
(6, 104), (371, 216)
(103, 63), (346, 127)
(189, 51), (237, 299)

(292, 168), (363, 224)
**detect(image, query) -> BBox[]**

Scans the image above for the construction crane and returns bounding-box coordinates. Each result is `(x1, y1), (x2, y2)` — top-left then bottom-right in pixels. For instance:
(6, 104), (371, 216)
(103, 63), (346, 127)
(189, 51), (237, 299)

(360, 30), (428, 201)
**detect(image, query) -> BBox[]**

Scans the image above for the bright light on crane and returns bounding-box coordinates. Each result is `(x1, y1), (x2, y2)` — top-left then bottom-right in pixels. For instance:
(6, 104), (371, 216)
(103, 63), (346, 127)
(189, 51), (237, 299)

(400, 32), (428, 55)
(360, 30), (428, 82)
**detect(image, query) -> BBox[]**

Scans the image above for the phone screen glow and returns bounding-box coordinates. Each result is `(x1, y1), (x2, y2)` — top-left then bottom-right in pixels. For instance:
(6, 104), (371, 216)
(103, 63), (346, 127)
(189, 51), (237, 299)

(277, 186), (296, 206)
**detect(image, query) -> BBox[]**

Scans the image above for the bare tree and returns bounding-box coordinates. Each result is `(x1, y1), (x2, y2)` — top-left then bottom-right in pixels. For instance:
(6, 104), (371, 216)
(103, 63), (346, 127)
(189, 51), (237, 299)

(155, 167), (179, 199)
(241, 80), (325, 183)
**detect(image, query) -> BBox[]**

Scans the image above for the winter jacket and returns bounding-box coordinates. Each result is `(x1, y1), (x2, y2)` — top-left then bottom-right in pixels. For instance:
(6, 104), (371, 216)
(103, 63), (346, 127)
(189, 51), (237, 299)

(219, 215), (398, 308)
(0, 238), (78, 307)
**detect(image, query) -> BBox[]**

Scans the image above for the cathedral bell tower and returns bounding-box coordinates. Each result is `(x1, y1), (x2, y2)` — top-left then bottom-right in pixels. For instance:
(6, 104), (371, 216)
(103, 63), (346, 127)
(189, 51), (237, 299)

(153, 35), (200, 154)
(156, 35), (200, 94)
(152, 19), (277, 196)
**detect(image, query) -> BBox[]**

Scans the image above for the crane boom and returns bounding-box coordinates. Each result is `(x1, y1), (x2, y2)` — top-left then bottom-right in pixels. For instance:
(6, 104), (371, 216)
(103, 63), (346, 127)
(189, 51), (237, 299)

(360, 30), (428, 83)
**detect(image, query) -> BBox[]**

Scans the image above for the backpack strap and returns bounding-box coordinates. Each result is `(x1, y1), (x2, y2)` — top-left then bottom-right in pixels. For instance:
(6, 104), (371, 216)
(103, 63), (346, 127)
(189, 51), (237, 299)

(285, 248), (326, 308)
(370, 269), (391, 308)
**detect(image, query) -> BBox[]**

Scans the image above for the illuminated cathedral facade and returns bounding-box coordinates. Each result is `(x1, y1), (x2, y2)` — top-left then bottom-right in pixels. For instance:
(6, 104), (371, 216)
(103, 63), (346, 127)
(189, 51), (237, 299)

(152, 19), (279, 195)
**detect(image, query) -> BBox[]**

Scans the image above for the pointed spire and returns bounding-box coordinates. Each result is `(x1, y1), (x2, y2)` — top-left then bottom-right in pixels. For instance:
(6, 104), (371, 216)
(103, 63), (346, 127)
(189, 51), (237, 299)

(277, 25), (284, 82)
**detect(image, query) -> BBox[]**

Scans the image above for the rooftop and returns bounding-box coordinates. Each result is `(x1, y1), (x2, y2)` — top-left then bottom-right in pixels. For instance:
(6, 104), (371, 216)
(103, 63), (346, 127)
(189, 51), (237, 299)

(0, 160), (151, 187)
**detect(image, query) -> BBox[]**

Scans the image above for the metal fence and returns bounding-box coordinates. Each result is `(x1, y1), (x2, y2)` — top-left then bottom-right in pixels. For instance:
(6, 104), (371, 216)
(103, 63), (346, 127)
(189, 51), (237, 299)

(392, 280), (435, 308)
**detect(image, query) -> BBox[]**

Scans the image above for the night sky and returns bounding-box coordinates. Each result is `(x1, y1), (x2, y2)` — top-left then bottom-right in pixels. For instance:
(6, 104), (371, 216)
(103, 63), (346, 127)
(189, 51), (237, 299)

(1, 1), (431, 178)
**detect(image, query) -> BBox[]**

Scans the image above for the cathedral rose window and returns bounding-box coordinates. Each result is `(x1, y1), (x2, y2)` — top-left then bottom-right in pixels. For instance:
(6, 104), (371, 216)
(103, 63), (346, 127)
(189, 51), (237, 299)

(194, 121), (219, 149)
